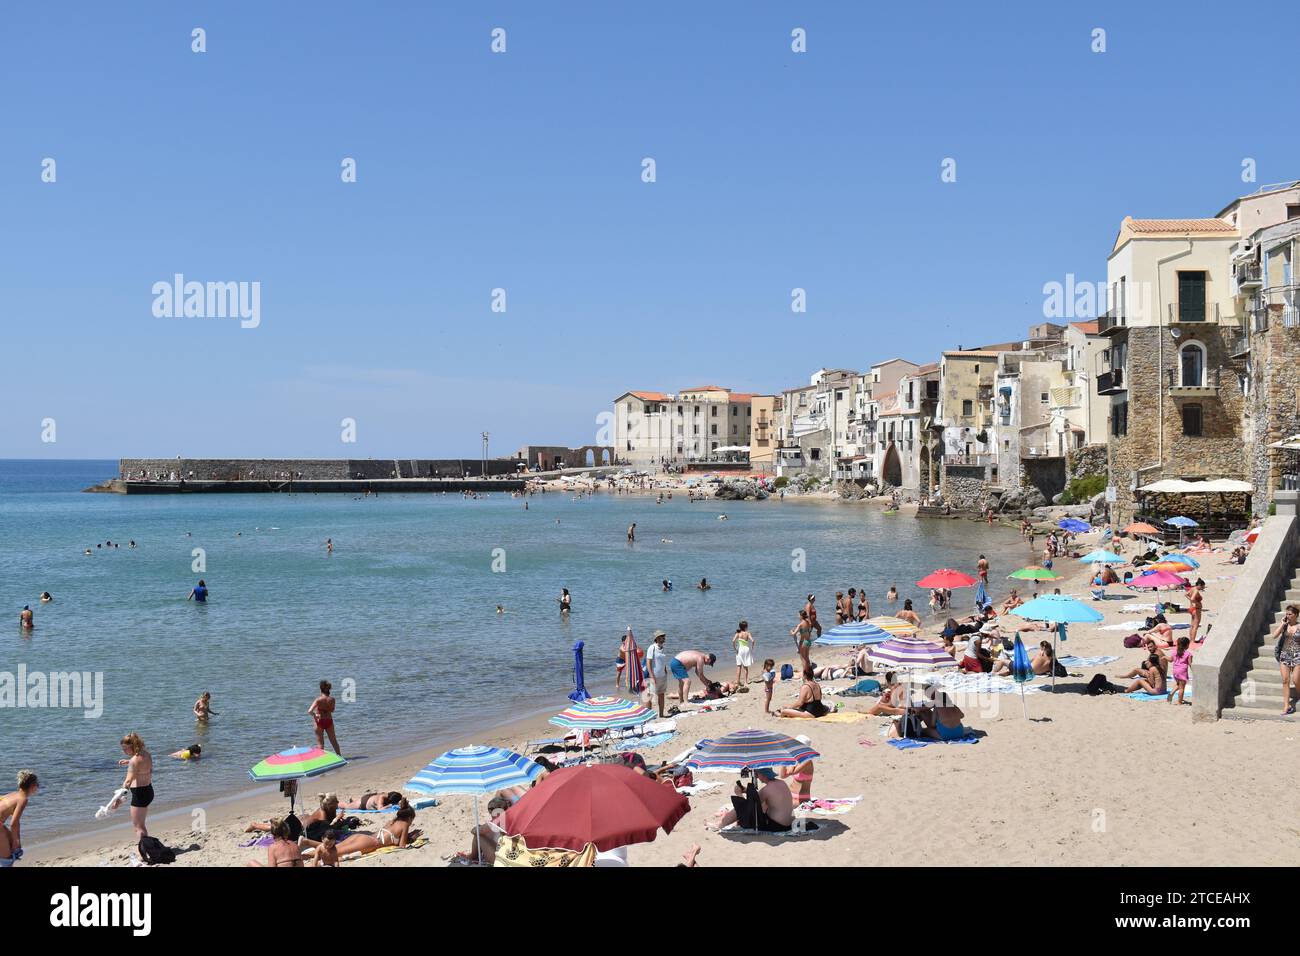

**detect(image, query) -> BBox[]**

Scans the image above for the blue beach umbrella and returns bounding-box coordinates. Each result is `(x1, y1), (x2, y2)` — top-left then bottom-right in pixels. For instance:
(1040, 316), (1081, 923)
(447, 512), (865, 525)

(1010, 594), (1102, 692)
(1058, 518), (1089, 533)
(1011, 635), (1033, 719)
(1079, 549), (1126, 564)
(814, 621), (890, 647)
(1165, 516), (1199, 528)
(569, 640), (588, 703)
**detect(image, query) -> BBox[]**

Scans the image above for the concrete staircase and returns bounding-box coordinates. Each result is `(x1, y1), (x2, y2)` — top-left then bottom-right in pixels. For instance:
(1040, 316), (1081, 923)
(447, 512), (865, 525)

(1221, 559), (1300, 721)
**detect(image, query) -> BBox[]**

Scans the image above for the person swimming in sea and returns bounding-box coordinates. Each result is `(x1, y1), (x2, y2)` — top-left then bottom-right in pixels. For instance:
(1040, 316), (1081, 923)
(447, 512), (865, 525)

(169, 744), (202, 760)
(39, 592), (52, 604)
(187, 579), (208, 603)
(19, 606), (34, 630)
(697, 578), (711, 591)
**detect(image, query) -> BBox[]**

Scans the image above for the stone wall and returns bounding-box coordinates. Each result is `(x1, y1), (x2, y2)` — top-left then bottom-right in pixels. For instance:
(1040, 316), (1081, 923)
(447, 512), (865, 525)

(1067, 443), (1107, 481)
(940, 463), (987, 511)
(1245, 314), (1300, 516)
(1021, 457), (1066, 503)
(1107, 325), (1248, 523)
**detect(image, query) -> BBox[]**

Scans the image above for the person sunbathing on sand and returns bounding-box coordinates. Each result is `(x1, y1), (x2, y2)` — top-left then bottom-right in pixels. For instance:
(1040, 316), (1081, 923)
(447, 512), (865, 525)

(339, 790), (402, 811)
(1115, 638), (1169, 681)
(775, 667), (829, 718)
(867, 673), (907, 716)
(457, 795), (510, 864)
(246, 793), (341, 836)
(301, 800), (420, 860)
(1121, 656), (1167, 696)
(246, 818), (304, 867)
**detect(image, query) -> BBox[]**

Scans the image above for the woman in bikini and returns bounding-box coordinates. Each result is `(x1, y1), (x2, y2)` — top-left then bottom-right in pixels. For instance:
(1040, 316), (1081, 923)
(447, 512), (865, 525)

(308, 680), (341, 755)
(1115, 638), (1169, 681)
(117, 733), (153, 842)
(791, 610), (813, 671)
(246, 818), (304, 867)
(0, 771), (38, 867)
(779, 737), (815, 806)
(193, 691), (217, 722)
(776, 667), (829, 719)
(301, 800), (420, 860)
(1122, 656), (1167, 696)
(857, 588), (869, 622)
(1186, 580), (1204, 643)
(897, 599), (922, 628)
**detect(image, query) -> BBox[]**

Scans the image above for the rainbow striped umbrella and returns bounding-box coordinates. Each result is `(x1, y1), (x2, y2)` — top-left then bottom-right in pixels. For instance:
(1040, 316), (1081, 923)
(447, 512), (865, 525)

(815, 620), (890, 646)
(866, 615), (919, 636)
(248, 746), (346, 782)
(405, 745), (543, 797)
(684, 729), (819, 773)
(619, 631), (645, 694)
(550, 696), (652, 731)
(870, 637), (957, 670)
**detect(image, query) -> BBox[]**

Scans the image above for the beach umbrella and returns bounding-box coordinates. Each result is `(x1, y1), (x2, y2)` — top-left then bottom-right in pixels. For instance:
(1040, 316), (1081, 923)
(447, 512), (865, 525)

(685, 729), (819, 830)
(1245, 527), (1260, 544)
(550, 696), (653, 732)
(1124, 522), (1159, 535)
(916, 569), (978, 589)
(1010, 594), (1103, 691)
(499, 763), (689, 853)
(870, 636), (957, 670)
(1130, 569), (1187, 590)
(866, 615), (919, 636)
(1079, 549), (1126, 564)
(1147, 560), (1197, 573)
(815, 620), (890, 646)
(568, 640), (588, 703)
(1010, 635), (1033, 719)
(1165, 516), (1199, 527)
(248, 746), (347, 813)
(406, 744), (543, 864)
(1058, 518), (1089, 533)
(1008, 566), (1061, 581)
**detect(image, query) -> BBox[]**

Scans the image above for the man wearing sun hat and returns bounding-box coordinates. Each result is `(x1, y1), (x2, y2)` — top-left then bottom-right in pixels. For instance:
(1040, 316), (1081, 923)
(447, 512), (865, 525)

(644, 630), (669, 717)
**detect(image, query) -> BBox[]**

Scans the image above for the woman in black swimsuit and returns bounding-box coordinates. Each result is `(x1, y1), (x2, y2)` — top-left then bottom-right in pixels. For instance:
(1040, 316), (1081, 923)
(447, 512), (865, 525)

(776, 667), (830, 719)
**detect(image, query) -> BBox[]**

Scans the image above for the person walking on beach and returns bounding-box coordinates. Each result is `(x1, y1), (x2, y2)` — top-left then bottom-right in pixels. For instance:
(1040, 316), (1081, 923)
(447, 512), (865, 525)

(977, 555), (989, 586)
(733, 620), (754, 686)
(1186, 579), (1204, 643)
(1271, 604), (1300, 715)
(761, 658), (776, 714)
(791, 609), (813, 671)
(857, 588), (869, 621)
(117, 733), (153, 843)
(1167, 637), (1193, 705)
(18, 605), (33, 630)
(187, 579), (208, 603)
(645, 630), (669, 717)
(0, 771), (38, 867)
(193, 691), (218, 722)
(309, 680), (341, 755)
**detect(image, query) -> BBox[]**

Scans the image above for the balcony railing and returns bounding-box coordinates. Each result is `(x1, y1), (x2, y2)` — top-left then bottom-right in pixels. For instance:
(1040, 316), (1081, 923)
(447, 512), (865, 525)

(1166, 367), (1221, 397)
(945, 454), (992, 467)
(1224, 325), (1249, 358)
(1235, 259), (1263, 287)
(1098, 310), (1125, 335)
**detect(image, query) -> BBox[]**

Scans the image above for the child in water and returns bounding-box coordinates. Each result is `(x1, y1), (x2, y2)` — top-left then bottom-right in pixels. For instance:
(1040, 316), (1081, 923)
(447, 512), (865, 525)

(170, 745), (202, 760)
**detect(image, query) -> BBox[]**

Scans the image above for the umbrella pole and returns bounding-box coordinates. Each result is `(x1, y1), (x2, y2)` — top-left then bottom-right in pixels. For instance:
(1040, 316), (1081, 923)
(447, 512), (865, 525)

(1020, 682), (1028, 719)
(474, 794), (483, 866)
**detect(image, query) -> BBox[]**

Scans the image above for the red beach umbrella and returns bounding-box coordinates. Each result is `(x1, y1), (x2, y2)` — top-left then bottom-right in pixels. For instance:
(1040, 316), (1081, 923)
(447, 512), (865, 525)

(916, 569), (978, 589)
(499, 764), (690, 853)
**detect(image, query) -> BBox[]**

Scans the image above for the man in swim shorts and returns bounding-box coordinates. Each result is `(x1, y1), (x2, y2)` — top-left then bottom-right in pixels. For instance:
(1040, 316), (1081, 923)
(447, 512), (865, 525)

(672, 650), (716, 705)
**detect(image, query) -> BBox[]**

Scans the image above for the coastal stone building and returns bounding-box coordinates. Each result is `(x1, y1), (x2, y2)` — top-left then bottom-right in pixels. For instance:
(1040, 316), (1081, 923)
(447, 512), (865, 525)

(1100, 183), (1300, 524)
(612, 386), (768, 467)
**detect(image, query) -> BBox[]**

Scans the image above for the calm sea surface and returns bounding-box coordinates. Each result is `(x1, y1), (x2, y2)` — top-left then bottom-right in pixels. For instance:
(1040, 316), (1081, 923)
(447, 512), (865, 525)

(0, 459), (1027, 837)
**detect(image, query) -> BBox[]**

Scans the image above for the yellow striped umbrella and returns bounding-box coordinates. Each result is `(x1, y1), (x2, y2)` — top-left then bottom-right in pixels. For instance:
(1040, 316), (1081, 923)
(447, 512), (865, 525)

(866, 615), (919, 636)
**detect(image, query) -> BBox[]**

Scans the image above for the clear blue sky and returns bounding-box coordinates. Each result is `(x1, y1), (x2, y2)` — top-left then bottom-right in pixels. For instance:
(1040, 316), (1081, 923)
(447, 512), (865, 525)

(2, 1), (1297, 459)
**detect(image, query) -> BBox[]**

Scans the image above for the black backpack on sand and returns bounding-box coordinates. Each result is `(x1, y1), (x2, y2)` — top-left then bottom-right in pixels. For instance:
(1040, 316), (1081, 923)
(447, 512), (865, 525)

(138, 836), (176, 865)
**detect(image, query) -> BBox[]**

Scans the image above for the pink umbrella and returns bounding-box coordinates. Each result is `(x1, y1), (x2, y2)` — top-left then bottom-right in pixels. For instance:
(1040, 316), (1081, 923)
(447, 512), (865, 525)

(1130, 570), (1187, 590)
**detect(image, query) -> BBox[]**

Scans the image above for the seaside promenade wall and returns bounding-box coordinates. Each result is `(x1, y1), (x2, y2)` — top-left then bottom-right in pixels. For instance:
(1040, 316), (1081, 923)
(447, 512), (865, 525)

(120, 457), (520, 481)
(1191, 491), (1298, 720)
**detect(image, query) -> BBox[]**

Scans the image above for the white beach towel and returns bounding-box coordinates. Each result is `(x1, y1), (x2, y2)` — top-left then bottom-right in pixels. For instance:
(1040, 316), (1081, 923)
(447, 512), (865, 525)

(95, 787), (130, 820)
(1101, 621), (1148, 631)
(929, 672), (1045, 696)
(1057, 655), (1121, 668)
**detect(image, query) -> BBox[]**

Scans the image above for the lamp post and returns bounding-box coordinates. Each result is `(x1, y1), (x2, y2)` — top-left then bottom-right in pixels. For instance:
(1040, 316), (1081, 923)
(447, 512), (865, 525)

(481, 432), (489, 478)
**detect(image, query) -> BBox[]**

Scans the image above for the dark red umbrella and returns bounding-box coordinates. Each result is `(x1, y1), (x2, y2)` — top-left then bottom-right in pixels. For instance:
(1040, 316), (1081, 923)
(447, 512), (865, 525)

(916, 568), (978, 589)
(499, 764), (690, 853)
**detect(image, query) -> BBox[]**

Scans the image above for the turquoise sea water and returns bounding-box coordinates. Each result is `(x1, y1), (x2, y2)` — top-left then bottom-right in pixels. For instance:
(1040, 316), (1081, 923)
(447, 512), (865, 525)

(0, 459), (1027, 838)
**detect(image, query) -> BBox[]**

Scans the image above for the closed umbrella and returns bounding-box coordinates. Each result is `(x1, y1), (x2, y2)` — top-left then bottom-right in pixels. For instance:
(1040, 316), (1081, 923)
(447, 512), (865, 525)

(499, 763), (690, 852)
(1010, 594), (1103, 691)
(620, 630), (645, 694)
(406, 744), (544, 864)
(1010, 635), (1033, 718)
(974, 580), (989, 610)
(568, 640), (588, 703)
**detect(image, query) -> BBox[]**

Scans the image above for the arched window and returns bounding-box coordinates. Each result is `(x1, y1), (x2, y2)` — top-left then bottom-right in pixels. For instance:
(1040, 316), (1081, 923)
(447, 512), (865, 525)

(1179, 343), (1205, 387)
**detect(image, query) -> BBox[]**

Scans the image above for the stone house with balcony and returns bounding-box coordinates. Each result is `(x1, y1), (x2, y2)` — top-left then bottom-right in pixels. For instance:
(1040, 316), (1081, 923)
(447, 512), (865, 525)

(936, 345), (1022, 507)
(613, 385), (757, 466)
(871, 363), (939, 494)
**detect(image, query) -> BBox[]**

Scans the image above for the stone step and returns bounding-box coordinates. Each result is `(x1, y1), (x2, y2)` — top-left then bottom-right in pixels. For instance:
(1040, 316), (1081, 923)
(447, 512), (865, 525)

(1221, 707), (1300, 723)
(1238, 667), (1285, 686)
(1227, 688), (1299, 710)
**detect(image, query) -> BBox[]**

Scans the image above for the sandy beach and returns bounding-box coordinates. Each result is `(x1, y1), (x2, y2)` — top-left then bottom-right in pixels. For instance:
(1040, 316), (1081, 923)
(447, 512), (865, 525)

(25, 517), (1295, 869)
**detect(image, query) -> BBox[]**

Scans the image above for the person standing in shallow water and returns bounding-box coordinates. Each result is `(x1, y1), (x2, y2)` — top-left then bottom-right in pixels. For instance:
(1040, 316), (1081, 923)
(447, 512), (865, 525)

(309, 680), (341, 755)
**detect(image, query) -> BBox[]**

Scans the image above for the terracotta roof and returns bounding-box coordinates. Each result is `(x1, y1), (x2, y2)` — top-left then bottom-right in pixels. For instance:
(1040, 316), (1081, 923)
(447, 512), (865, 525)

(1069, 321), (1100, 335)
(1127, 218), (1235, 234)
(729, 393), (755, 402)
(627, 390), (670, 401)
(680, 385), (728, 392)
(915, 362), (939, 374)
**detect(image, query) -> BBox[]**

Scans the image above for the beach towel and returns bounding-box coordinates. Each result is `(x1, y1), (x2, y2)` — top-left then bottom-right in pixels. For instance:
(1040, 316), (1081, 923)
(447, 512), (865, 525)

(95, 788), (130, 820)
(790, 710), (869, 724)
(493, 835), (597, 867)
(1125, 686), (1193, 702)
(351, 797), (438, 814)
(831, 679), (882, 697)
(340, 836), (428, 861)
(796, 796), (861, 816)
(887, 734), (979, 750)
(718, 822), (820, 838)
(1057, 655), (1120, 668)
(615, 731), (677, 752)
(676, 781), (722, 796)
(1102, 621), (1149, 631)
(930, 672), (1045, 696)
(239, 835), (276, 848)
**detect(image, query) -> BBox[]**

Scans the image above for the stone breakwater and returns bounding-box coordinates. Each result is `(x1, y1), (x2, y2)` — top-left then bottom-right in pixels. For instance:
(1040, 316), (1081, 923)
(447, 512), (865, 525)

(86, 458), (529, 493)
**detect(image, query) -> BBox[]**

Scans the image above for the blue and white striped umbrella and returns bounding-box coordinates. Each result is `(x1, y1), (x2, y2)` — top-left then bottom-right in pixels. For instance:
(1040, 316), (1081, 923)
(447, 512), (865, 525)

(1165, 515), (1199, 528)
(814, 621), (890, 646)
(405, 745), (544, 796)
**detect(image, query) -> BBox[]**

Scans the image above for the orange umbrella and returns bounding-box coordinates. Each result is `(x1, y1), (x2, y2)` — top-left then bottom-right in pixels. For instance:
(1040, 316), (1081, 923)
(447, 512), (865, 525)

(1147, 560), (1196, 573)
(1124, 522), (1159, 535)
